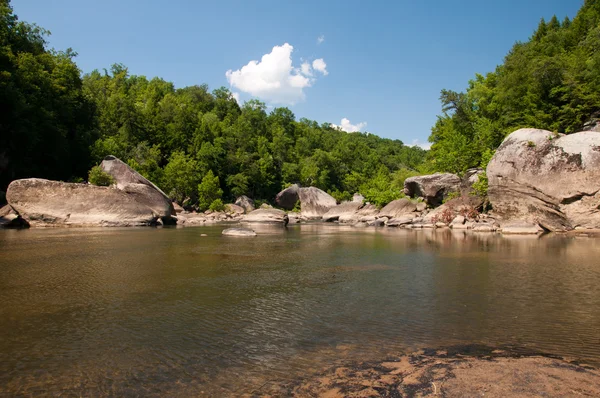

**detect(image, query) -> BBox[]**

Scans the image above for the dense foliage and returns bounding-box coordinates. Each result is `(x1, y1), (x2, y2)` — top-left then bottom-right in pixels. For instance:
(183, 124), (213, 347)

(82, 68), (426, 204)
(0, 0), (425, 205)
(427, 0), (600, 174)
(0, 0), (96, 191)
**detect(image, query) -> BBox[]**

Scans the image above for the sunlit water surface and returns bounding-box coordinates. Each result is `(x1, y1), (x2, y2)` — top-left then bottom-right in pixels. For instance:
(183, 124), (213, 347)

(1, 224), (599, 396)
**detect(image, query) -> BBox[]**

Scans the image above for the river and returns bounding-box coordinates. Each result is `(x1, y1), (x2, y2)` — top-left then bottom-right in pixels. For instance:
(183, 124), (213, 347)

(1, 224), (599, 396)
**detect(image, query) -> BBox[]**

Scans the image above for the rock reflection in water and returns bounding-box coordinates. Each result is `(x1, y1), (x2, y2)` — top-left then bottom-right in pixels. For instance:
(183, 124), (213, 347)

(0, 225), (599, 396)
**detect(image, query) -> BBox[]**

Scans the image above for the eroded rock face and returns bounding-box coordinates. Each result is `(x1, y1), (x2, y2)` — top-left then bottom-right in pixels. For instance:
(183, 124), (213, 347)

(298, 187), (337, 219)
(275, 184), (300, 210)
(7, 179), (157, 226)
(487, 128), (600, 231)
(322, 201), (363, 222)
(234, 195), (255, 213)
(100, 155), (175, 220)
(243, 208), (289, 224)
(404, 173), (461, 206)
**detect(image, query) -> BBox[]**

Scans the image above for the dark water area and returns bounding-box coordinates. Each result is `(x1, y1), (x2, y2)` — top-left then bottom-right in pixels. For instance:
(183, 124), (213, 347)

(1, 224), (599, 396)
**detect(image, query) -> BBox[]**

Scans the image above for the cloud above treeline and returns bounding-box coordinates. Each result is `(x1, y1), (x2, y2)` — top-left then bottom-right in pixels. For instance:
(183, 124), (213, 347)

(409, 139), (432, 150)
(226, 43), (327, 105)
(331, 118), (367, 133)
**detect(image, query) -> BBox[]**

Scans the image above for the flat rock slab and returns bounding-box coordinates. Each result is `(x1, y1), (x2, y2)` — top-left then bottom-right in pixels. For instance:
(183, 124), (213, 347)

(285, 347), (600, 398)
(222, 228), (256, 237)
(501, 222), (544, 235)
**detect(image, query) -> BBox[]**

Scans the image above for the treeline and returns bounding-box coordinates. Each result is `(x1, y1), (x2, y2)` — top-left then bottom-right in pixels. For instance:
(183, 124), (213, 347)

(0, 0), (426, 207)
(427, 0), (600, 174)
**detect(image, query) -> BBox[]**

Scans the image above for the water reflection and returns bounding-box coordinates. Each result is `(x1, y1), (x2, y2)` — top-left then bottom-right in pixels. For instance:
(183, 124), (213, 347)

(0, 225), (599, 396)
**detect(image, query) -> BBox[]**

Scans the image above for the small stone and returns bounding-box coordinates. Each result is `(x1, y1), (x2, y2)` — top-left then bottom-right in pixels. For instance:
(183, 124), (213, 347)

(222, 228), (256, 237)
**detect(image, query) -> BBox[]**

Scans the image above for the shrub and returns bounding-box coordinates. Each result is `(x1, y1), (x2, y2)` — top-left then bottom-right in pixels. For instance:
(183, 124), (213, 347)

(443, 191), (460, 203)
(291, 200), (301, 213)
(440, 207), (455, 224)
(208, 198), (225, 212)
(328, 189), (352, 203)
(459, 204), (480, 220)
(198, 170), (223, 211)
(88, 166), (115, 186)
(471, 173), (488, 197)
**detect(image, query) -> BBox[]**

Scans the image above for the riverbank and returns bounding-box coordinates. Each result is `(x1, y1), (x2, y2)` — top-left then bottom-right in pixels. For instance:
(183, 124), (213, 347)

(249, 346), (600, 397)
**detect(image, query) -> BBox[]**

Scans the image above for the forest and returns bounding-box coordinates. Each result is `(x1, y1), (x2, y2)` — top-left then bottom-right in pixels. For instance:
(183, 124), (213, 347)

(1, 0), (600, 209)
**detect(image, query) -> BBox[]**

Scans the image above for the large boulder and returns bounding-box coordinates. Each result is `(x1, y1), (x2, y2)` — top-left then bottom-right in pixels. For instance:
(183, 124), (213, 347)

(100, 155), (175, 220)
(298, 187), (337, 219)
(7, 179), (158, 226)
(379, 198), (417, 219)
(322, 201), (363, 222)
(340, 203), (379, 223)
(243, 208), (289, 224)
(234, 195), (255, 213)
(275, 184), (300, 210)
(404, 173), (461, 207)
(487, 128), (600, 231)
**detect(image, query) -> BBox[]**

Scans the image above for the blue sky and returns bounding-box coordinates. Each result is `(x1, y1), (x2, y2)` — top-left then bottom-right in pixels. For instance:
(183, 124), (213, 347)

(14, 0), (582, 148)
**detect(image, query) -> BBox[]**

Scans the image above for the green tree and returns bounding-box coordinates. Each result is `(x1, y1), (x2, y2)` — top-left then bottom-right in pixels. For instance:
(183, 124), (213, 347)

(162, 151), (199, 203)
(198, 170), (223, 211)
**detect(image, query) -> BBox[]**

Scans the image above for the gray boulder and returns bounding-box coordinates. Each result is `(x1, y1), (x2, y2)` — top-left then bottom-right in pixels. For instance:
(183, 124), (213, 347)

(243, 208), (289, 224)
(322, 201), (363, 222)
(7, 178), (157, 227)
(275, 184), (300, 210)
(386, 216), (413, 227)
(299, 187), (337, 219)
(379, 198), (417, 219)
(234, 195), (255, 213)
(352, 193), (365, 203)
(487, 128), (600, 231)
(222, 227), (257, 237)
(225, 203), (245, 215)
(100, 155), (175, 221)
(404, 173), (461, 206)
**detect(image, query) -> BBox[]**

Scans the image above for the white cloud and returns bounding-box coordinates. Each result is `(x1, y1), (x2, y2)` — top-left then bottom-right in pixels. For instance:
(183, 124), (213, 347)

(312, 58), (328, 75)
(300, 61), (312, 77)
(317, 35), (325, 44)
(231, 92), (241, 104)
(225, 43), (326, 105)
(409, 139), (432, 150)
(331, 118), (367, 133)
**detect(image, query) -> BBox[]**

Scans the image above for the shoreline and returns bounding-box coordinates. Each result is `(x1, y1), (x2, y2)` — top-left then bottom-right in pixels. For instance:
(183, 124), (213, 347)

(249, 345), (600, 397)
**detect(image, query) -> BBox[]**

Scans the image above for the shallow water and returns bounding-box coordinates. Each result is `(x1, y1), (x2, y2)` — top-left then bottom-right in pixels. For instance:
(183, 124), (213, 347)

(0, 224), (599, 396)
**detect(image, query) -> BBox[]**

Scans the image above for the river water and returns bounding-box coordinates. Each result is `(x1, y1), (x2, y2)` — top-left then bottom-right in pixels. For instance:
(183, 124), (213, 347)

(1, 224), (599, 396)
